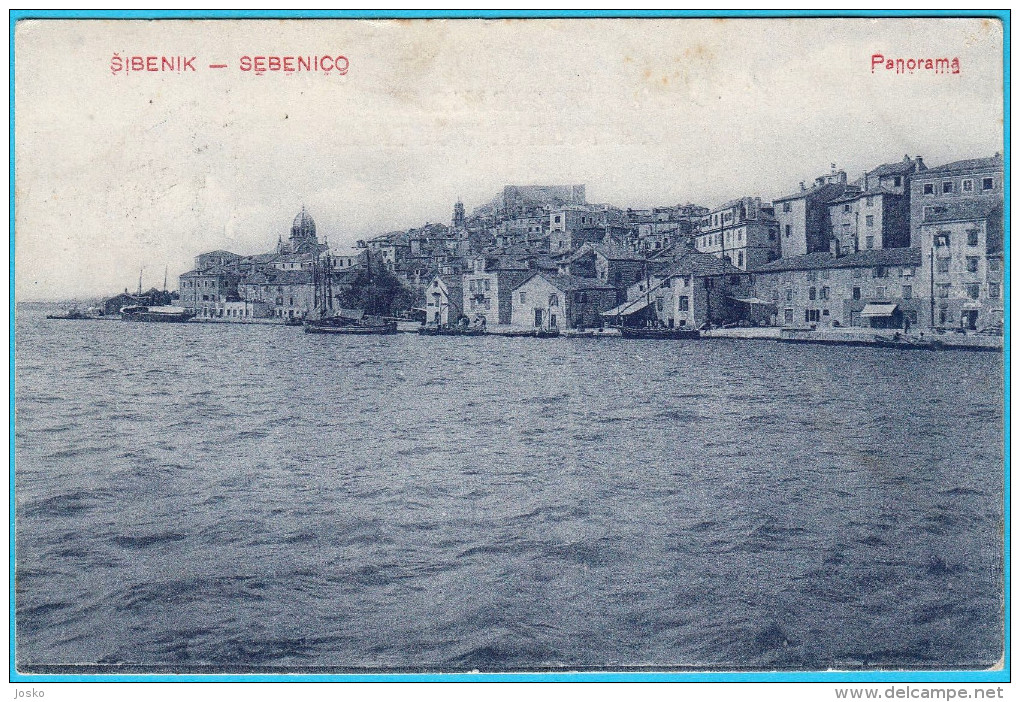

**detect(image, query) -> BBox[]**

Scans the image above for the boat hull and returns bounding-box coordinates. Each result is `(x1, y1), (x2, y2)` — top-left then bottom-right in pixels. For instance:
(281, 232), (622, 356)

(121, 312), (195, 323)
(304, 322), (398, 335)
(417, 326), (486, 336)
(620, 327), (700, 340)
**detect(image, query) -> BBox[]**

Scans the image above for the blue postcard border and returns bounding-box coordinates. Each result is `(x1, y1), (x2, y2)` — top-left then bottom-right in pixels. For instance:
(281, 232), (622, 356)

(7, 7), (1010, 685)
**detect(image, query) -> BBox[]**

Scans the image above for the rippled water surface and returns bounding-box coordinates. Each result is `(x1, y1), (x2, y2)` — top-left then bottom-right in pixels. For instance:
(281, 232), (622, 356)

(14, 309), (1004, 672)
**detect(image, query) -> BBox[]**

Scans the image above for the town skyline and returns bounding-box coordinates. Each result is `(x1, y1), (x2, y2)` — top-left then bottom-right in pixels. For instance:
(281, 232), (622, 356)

(14, 18), (1003, 300)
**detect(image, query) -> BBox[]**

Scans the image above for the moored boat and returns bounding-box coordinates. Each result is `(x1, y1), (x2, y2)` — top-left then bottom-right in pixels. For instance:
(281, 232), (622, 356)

(873, 333), (943, 350)
(417, 325), (486, 336)
(619, 326), (700, 340)
(120, 305), (195, 323)
(304, 319), (398, 334)
(46, 309), (102, 320)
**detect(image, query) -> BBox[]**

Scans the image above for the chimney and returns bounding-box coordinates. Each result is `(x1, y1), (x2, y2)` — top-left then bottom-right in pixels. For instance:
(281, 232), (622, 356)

(831, 163), (837, 173)
(904, 154), (911, 162)
(916, 156), (925, 169)
(800, 181), (806, 191)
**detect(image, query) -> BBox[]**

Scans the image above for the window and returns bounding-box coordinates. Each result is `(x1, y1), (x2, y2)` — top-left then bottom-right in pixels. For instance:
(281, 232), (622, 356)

(902, 285), (912, 299)
(554, 215), (562, 224)
(966, 257), (979, 273)
(820, 286), (830, 300)
(677, 296), (689, 311)
(805, 309), (820, 323)
(549, 294), (559, 307)
(967, 229), (980, 246)
(866, 196), (873, 207)
(484, 280), (491, 291)
(737, 251), (744, 267)
(900, 267), (914, 277)
(966, 284), (980, 300)
(937, 284), (951, 298)
(989, 259), (1001, 272)
(785, 289), (793, 301)
(923, 183), (934, 195)
(656, 298), (664, 312)
(983, 177), (994, 191)
(806, 271), (817, 282)
(808, 287), (817, 300)
(934, 232), (951, 247)
(866, 236), (874, 249)
(936, 258), (951, 273)
(876, 286), (886, 298)
(519, 292), (526, 303)
(843, 204), (851, 213)
(785, 224), (792, 237)
(783, 202), (791, 213)
(865, 215), (874, 227)
(943, 182), (954, 194)
(853, 268), (863, 279)
(852, 287), (861, 300)
(784, 308), (794, 324)
(962, 179), (974, 192)
(821, 269), (830, 280)
(893, 176), (902, 187)
(989, 283), (1000, 298)
(873, 266), (889, 278)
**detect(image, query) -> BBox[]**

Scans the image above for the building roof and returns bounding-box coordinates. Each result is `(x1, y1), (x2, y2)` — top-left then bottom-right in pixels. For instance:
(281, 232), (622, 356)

(601, 296), (653, 317)
(515, 272), (617, 293)
(752, 247), (922, 273)
(198, 249), (240, 258)
(918, 154), (1003, 177)
(828, 186), (900, 205)
(592, 242), (645, 262)
(180, 264), (237, 277)
(660, 252), (746, 278)
(773, 181), (847, 204)
(921, 199), (1003, 225)
(868, 157), (923, 177)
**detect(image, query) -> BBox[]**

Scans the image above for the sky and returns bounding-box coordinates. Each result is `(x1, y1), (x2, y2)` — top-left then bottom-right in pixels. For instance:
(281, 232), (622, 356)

(14, 17), (1004, 300)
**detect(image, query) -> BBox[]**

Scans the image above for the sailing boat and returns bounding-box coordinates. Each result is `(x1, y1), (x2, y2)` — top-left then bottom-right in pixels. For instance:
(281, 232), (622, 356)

(303, 250), (396, 335)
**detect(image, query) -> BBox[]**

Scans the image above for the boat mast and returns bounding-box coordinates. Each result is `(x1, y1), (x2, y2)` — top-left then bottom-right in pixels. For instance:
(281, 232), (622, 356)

(137, 268), (143, 297)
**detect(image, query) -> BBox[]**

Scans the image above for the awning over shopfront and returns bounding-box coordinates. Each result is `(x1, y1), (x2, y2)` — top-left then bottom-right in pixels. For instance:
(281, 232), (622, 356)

(728, 296), (776, 306)
(861, 303), (898, 318)
(601, 297), (652, 318)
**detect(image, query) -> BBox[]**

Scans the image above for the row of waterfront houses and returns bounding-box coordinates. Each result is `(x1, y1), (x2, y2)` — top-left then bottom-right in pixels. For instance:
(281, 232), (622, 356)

(175, 151), (1004, 333)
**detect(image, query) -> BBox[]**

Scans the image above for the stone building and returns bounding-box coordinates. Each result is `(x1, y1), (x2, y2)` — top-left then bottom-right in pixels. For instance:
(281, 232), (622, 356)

(662, 253), (756, 329)
(509, 272), (618, 330)
(773, 168), (851, 258)
(423, 274), (464, 326)
(461, 256), (533, 325)
(752, 248), (925, 329)
(909, 154), (1003, 243)
(828, 156), (925, 255)
(178, 266), (242, 319)
(694, 196), (780, 270)
(918, 199), (1004, 330)
(549, 207), (605, 253)
(558, 242), (647, 297)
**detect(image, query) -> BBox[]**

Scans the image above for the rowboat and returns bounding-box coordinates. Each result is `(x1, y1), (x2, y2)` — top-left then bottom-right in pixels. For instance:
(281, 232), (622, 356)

(304, 318), (397, 334)
(619, 326), (700, 340)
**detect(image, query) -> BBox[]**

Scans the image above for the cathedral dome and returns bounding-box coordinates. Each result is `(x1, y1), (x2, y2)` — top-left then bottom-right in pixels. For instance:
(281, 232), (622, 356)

(291, 207), (317, 241)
